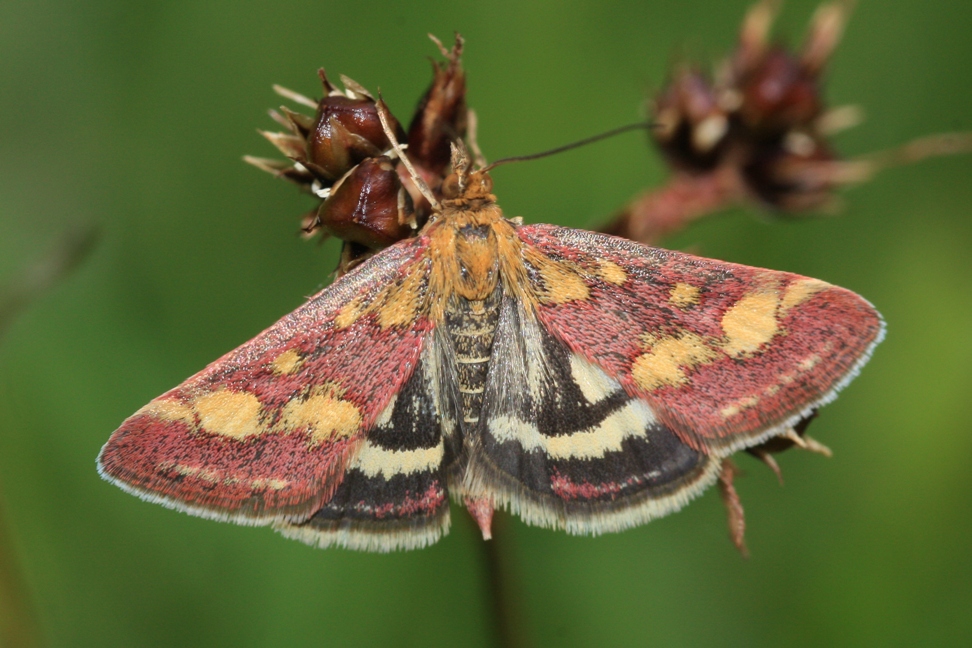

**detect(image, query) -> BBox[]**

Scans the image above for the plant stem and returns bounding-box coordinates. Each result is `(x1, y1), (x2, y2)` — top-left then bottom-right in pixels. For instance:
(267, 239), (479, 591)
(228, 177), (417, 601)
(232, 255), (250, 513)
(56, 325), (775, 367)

(471, 511), (527, 648)
(0, 490), (43, 648)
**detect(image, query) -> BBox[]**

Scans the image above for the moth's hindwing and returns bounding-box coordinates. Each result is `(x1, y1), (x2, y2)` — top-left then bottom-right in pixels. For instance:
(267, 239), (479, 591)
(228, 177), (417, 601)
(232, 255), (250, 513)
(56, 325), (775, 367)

(457, 295), (720, 535)
(97, 238), (434, 524)
(517, 224), (885, 455)
(276, 348), (455, 552)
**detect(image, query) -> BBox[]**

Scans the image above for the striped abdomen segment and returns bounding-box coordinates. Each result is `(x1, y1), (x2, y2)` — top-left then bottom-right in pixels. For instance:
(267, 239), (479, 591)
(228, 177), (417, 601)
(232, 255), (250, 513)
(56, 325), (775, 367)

(445, 290), (501, 426)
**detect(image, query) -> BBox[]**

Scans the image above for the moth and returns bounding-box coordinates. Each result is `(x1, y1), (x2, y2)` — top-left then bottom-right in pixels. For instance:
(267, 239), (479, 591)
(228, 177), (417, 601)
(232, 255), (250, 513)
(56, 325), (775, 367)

(98, 142), (884, 552)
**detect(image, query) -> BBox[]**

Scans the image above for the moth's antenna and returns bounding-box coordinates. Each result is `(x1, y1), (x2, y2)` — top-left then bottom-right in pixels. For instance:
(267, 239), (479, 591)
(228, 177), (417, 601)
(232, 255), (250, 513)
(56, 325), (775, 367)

(483, 121), (655, 171)
(376, 98), (441, 211)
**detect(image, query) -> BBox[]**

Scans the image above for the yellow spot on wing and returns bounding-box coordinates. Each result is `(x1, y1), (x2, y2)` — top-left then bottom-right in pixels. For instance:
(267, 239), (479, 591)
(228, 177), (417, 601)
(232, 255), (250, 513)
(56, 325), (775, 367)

(336, 263), (428, 330)
(597, 260), (627, 286)
(669, 283), (701, 308)
(281, 385), (362, 444)
(164, 463), (221, 483)
(719, 351), (827, 419)
(137, 398), (195, 424)
(799, 354), (822, 371)
(271, 349), (303, 375)
(160, 462), (289, 490)
(720, 396), (761, 418)
(721, 290), (780, 357)
(779, 278), (830, 315)
(195, 390), (264, 439)
(250, 478), (289, 490)
(335, 297), (366, 329)
(632, 332), (719, 391)
(525, 248), (589, 304)
(376, 266), (426, 329)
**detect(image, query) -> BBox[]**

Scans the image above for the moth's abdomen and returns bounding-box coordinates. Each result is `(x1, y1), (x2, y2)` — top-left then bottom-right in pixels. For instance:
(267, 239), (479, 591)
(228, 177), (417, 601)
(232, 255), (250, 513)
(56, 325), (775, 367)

(445, 288), (501, 425)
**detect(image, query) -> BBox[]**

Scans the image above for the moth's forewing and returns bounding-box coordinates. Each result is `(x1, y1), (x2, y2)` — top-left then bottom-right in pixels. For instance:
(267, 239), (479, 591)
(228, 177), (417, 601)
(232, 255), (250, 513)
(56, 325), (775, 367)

(98, 238), (437, 531)
(518, 224), (884, 455)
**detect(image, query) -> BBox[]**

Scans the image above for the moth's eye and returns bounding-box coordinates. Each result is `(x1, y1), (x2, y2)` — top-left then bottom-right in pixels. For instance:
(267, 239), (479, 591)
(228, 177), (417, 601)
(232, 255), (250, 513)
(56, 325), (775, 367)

(475, 174), (493, 194)
(441, 173), (461, 199)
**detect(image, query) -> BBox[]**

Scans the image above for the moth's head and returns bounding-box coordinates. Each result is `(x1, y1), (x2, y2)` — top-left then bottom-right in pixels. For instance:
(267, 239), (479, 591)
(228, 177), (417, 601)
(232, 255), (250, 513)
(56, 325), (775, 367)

(440, 141), (495, 204)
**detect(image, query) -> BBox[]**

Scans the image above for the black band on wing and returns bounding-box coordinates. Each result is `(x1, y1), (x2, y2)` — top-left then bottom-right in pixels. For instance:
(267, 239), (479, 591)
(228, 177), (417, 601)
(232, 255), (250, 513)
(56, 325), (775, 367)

(480, 423), (708, 502)
(460, 304), (720, 534)
(275, 350), (455, 551)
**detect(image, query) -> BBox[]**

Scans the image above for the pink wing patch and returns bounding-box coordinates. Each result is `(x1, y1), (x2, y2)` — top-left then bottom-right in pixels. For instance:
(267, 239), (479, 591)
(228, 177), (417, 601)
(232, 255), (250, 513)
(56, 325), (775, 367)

(98, 237), (433, 521)
(519, 224), (883, 454)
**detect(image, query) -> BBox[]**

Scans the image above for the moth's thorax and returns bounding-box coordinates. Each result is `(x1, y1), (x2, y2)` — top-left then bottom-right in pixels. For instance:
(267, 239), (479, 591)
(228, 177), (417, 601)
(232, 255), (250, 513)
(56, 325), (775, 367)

(427, 201), (528, 320)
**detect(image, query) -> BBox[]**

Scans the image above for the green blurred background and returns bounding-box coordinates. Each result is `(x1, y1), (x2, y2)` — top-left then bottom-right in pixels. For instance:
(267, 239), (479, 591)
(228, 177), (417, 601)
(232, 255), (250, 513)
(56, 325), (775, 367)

(1, 0), (971, 646)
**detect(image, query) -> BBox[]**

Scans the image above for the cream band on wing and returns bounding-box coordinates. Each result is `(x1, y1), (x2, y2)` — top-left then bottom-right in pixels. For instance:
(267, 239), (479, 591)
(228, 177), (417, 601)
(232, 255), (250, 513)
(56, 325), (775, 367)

(568, 353), (622, 404)
(348, 439), (445, 479)
(487, 399), (657, 461)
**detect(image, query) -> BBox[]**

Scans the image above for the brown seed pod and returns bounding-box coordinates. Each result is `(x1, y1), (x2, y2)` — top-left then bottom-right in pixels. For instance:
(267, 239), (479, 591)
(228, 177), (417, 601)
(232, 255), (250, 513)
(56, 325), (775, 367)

(653, 66), (730, 171)
(306, 70), (406, 181)
(249, 72), (406, 192)
(314, 156), (416, 250)
(736, 46), (823, 134)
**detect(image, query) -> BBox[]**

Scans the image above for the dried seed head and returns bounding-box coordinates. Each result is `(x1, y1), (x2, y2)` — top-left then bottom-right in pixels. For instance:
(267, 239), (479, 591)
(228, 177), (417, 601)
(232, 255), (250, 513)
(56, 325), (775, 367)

(250, 74), (405, 191)
(737, 46), (823, 133)
(245, 34), (473, 274)
(407, 34), (468, 176)
(247, 64), (422, 257)
(607, 0), (900, 243)
(650, 3), (837, 207)
(635, 0), (857, 223)
(654, 68), (730, 170)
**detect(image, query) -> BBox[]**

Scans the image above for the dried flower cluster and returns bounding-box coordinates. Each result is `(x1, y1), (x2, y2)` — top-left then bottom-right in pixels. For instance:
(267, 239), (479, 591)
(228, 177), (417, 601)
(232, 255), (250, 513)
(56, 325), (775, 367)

(607, 0), (971, 244)
(246, 35), (467, 273)
(606, 0), (866, 242)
